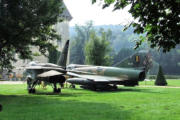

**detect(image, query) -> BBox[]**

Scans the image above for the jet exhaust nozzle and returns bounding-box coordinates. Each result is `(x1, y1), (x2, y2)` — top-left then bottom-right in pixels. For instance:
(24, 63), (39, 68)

(139, 71), (146, 81)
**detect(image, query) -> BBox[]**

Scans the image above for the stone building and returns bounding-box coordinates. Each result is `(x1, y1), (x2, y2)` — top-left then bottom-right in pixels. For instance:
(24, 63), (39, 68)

(5, 2), (72, 80)
(31, 2), (72, 63)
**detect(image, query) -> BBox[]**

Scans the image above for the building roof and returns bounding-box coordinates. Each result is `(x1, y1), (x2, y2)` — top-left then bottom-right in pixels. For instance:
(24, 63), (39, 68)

(61, 1), (72, 21)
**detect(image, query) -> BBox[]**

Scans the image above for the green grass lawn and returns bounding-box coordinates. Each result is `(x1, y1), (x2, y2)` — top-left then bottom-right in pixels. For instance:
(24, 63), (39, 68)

(1, 83), (180, 120)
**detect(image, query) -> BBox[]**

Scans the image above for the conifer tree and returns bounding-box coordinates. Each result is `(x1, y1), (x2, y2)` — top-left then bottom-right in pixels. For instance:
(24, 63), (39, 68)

(155, 65), (167, 86)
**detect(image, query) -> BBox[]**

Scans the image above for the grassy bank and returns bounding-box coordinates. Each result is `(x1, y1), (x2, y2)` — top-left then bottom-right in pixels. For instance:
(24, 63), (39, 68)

(1, 84), (180, 120)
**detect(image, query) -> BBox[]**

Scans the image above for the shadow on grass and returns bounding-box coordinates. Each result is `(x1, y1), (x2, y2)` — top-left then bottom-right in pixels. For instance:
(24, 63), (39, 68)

(34, 92), (76, 96)
(111, 87), (158, 93)
(0, 94), (131, 120)
(70, 87), (165, 94)
(33, 89), (93, 97)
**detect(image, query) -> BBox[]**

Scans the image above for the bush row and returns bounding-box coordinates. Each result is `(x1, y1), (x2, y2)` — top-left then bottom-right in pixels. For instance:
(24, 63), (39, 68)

(148, 75), (180, 79)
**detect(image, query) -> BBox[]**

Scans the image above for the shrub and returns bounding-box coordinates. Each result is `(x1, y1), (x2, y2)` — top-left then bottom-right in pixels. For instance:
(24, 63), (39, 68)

(155, 65), (167, 86)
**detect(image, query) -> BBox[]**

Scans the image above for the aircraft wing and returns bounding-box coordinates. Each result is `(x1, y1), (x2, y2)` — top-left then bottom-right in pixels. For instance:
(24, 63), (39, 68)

(66, 72), (124, 84)
(38, 70), (64, 77)
(67, 70), (96, 75)
(25, 66), (65, 71)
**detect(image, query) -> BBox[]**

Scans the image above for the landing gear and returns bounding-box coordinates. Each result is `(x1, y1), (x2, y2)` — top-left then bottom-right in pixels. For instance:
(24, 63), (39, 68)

(28, 88), (36, 94)
(92, 85), (97, 91)
(53, 83), (61, 93)
(50, 75), (65, 93)
(26, 75), (66, 94)
(69, 84), (76, 88)
(112, 85), (118, 90)
(27, 77), (37, 94)
(53, 88), (61, 93)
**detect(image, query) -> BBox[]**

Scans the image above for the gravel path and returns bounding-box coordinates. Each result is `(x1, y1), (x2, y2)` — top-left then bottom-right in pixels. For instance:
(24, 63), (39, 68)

(1, 81), (180, 89)
(139, 85), (180, 89)
(0, 81), (25, 84)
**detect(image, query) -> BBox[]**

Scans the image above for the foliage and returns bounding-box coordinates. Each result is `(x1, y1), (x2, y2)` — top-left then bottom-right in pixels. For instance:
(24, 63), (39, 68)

(148, 60), (159, 75)
(70, 25), (138, 52)
(70, 21), (94, 64)
(85, 29), (112, 66)
(48, 47), (61, 64)
(70, 25), (139, 65)
(92, 0), (180, 52)
(0, 0), (64, 70)
(70, 24), (180, 75)
(148, 75), (180, 80)
(150, 48), (180, 75)
(70, 40), (85, 64)
(113, 48), (135, 64)
(155, 65), (167, 86)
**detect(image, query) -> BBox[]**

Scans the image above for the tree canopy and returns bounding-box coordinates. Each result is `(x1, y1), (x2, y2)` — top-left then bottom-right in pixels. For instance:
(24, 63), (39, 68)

(0, 0), (64, 70)
(92, 0), (180, 52)
(48, 47), (61, 64)
(70, 22), (94, 64)
(85, 29), (112, 66)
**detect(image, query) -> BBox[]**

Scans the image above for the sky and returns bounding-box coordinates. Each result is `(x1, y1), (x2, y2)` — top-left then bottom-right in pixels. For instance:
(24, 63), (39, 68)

(64, 0), (134, 26)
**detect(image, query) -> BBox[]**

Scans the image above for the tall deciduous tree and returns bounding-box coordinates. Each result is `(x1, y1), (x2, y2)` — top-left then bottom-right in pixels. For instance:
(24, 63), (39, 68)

(92, 0), (180, 52)
(70, 21), (94, 64)
(0, 0), (64, 70)
(85, 29), (112, 66)
(113, 48), (135, 65)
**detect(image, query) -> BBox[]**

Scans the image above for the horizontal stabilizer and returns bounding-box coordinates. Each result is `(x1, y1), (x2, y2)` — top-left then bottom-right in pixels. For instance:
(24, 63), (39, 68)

(25, 66), (65, 71)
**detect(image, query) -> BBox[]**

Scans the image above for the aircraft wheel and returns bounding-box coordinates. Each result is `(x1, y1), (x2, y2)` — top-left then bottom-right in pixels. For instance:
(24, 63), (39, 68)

(32, 88), (36, 93)
(0, 104), (2, 112)
(28, 89), (32, 94)
(53, 88), (61, 93)
(92, 86), (97, 91)
(53, 88), (56, 93)
(69, 84), (75, 88)
(57, 88), (61, 93)
(28, 88), (36, 94)
(113, 85), (118, 90)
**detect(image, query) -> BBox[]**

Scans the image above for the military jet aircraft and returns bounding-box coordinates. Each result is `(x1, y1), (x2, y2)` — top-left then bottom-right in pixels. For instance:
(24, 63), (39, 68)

(24, 40), (69, 94)
(66, 50), (152, 90)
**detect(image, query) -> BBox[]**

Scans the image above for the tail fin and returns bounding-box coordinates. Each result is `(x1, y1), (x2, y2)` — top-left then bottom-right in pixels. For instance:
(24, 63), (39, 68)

(114, 50), (152, 72)
(57, 40), (69, 69)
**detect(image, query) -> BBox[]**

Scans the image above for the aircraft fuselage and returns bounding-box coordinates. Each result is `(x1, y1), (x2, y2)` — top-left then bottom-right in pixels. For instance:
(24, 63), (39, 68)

(70, 66), (145, 81)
